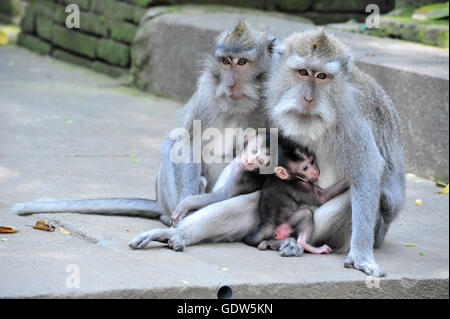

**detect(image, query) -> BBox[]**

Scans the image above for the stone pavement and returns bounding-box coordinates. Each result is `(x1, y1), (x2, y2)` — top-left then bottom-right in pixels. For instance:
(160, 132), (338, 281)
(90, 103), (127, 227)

(0, 45), (448, 298)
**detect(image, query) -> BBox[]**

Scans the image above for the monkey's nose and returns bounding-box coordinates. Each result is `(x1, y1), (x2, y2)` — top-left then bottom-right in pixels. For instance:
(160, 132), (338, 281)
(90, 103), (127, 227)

(304, 96), (314, 104)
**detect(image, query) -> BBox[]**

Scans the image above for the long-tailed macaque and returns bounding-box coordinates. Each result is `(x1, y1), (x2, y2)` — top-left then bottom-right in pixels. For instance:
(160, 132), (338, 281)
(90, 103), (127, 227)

(13, 21), (276, 226)
(130, 29), (405, 278)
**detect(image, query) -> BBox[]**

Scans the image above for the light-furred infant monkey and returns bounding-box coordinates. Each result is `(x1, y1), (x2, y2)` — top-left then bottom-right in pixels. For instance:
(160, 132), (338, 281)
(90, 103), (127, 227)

(13, 21), (275, 226)
(245, 138), (349, 255)
(170, 133), (271, 226)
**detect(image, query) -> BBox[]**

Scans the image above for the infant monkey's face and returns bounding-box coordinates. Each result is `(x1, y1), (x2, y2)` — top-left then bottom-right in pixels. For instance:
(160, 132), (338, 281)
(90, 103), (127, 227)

(240, 135), (271, 171)
(290, 155), (320, 183)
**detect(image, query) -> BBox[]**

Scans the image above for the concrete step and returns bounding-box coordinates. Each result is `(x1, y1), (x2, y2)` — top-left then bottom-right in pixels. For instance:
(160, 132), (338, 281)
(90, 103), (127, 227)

(131, 5), (449, 182)
(0, 45), (448, 298)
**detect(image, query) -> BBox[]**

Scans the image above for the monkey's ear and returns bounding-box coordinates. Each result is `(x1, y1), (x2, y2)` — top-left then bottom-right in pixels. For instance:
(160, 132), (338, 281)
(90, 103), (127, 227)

(274, 166), (289, 180)
(267, 36), (277, 55)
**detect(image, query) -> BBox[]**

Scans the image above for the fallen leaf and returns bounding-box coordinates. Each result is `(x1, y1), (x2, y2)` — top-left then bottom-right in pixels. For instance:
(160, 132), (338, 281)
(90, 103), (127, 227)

(404, 244), (416, 247)
(181, 280), (190, 285)
(64, 119), (74, 124)
(1, 238), (8, 242)
(0, 226), (18, 233)
(59, 227), (71, 235)
(125, 228), (131, 232)
(438, 184), (449, 194)
(33, 220), (55, 232)
(419, 252), (425, 256)
(414, 199), (423, 205)
(0, 30), (8, 45)
(132, 159), (141, 163)
(221, 267), (229, 272)
(129, 154), (137, 158)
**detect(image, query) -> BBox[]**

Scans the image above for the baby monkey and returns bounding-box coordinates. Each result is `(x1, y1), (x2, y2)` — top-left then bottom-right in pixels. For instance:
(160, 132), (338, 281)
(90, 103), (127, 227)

(245, 138), (350, 255)
(170, 133), (271, 226)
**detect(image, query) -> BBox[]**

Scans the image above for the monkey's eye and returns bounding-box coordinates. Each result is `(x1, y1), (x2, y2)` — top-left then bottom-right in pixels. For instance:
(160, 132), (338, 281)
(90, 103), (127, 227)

(222, 57), (231, 65)
(237, 58), (247, 66)
(316, 73), (327, 80)
(303, 165), (309, 171)
(311, 159), (315, 165)
(299, 69), (309, 76)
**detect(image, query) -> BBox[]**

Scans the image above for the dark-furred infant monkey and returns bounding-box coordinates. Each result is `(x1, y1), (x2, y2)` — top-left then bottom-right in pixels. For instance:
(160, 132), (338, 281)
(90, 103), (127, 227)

(245, 138), (350, 255)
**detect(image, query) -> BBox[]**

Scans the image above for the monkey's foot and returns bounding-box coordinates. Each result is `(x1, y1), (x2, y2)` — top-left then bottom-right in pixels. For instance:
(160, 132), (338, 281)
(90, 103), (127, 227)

(170, 205), (189, 226)
(279, 238), (304, 257)
(167, 235), (186, 252)
(344, 254), (387, 277)
(128, 228), (173, 249)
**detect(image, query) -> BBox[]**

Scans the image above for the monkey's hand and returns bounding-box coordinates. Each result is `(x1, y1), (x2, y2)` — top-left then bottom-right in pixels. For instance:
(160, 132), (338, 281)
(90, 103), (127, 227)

(344, 250), (387, 277)
(171, 204), (190, 226)
(129, 228), (176, 250)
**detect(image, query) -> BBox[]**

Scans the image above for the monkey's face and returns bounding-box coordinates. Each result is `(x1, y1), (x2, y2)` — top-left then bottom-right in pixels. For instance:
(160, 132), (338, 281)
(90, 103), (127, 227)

(295, 156), (320, 183)
(240, 135), (271, 171)
(267, 30), (352, 141)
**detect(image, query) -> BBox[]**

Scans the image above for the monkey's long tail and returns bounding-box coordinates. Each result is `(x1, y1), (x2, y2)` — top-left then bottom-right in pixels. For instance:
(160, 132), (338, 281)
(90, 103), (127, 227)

(12, 198), (164, 218)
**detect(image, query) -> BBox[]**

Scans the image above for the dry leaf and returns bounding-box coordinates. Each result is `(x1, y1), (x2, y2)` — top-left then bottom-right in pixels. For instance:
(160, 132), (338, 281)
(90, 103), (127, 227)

(438, 184), (449, 194)
(125, 228), (131, 232)
(414, 199), (423, 205)
(1, 238), (8, 242)
(59, 227), (71, 235)
(33, 220), (55, 232)
(0, 226), (18, 233)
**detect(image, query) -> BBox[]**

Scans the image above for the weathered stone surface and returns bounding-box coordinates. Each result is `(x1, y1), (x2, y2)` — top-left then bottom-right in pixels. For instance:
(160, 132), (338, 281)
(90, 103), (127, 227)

(90, 0), (135, 21)
(36, 16), (53, 41)
(312, 0), (395, 13)
(17, 33), (52, 54)
(92, 60), (129, 77)
(80, 12), (109, 37)
(52, 48), (93, 69)
(62, 0), (91, 11)
(110, 20), (139, 44)
(51, 25), (97, 58)
(97, 39), (130, 67)
(368, 17), (449, 48)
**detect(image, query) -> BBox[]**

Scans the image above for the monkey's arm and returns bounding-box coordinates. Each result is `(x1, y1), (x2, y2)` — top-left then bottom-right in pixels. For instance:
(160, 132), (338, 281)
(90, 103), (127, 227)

(171, 189), (231, 225)
(313, 179), (350, 205)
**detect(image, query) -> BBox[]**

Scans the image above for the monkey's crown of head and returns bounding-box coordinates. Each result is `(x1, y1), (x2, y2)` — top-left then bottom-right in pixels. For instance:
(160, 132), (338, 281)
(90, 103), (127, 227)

(215, 21), (262, 59)
(287, 28), (351, 63)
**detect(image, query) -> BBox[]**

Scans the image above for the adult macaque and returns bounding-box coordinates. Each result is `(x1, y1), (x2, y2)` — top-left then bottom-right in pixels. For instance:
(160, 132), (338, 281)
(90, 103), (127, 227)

(244, 138), (349, 255)
(13, 21), (276, 226)
(130, 29), (405, 278)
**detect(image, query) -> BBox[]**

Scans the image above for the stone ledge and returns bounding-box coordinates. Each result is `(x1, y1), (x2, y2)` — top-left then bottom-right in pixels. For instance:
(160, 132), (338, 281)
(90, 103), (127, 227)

(131, 8), (449, 181)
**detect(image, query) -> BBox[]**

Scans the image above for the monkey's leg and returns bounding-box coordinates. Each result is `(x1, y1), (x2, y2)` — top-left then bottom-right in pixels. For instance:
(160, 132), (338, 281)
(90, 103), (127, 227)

(374, 171), (405, 248)
(130, 192), (261, 251)
(294, 208), (332, 254)
(171, 190), (229, 226)
(343, 171), (387, 278)
(156, 136), (203, 215)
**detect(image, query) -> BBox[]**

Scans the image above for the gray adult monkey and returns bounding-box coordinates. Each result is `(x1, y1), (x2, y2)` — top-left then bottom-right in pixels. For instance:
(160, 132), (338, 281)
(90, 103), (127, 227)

(13, 21), (276, 226)
(129, 29), (406, 277)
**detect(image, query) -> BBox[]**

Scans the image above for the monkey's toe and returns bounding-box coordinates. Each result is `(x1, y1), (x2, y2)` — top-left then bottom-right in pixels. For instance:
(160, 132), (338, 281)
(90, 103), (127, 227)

(344, 257), (387, 277)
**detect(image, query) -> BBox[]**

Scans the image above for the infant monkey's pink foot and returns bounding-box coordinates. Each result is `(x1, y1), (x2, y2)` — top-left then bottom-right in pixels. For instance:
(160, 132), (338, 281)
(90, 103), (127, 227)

(314, 245), (332, 254)
(274, 223), (294, 240)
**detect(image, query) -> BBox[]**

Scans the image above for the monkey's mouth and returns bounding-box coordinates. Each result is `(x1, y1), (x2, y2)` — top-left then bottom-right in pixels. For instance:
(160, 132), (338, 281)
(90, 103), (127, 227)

(230, 94), (244, 101)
